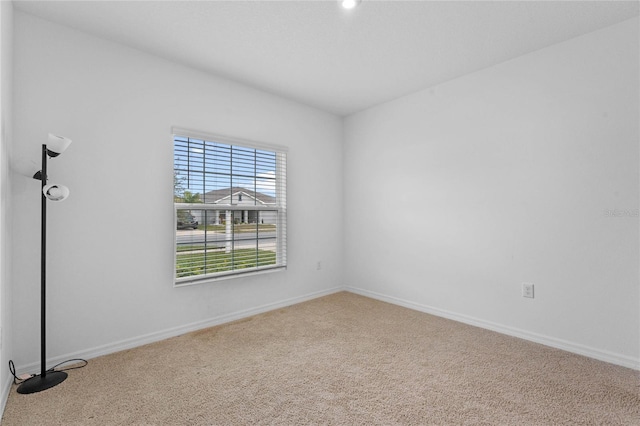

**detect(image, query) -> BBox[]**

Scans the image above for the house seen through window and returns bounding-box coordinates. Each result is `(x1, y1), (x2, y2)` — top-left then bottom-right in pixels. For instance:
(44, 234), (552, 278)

(173, 130), (287, 284)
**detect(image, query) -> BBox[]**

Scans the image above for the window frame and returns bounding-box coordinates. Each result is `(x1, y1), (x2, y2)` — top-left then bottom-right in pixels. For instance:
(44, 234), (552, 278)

(172, 127), (287, 286)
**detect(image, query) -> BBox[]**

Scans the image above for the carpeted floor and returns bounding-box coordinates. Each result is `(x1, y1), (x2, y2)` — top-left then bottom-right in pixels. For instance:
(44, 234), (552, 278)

(2, 291), (639, 425)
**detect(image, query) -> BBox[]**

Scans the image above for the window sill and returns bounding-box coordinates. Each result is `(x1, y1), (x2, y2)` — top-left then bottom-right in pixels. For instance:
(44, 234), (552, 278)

(174, 266), (286, 287)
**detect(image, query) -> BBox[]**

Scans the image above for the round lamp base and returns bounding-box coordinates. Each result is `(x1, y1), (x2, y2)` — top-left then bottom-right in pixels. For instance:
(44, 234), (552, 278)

(17, 371), (68, 394)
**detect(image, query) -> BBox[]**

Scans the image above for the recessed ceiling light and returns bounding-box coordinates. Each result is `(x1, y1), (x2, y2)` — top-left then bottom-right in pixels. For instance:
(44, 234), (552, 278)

(340, 0), (361, 10)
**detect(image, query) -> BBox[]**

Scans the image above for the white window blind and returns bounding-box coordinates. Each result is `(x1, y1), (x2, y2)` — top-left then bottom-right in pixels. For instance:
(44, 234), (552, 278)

(173, 128), (287, 284)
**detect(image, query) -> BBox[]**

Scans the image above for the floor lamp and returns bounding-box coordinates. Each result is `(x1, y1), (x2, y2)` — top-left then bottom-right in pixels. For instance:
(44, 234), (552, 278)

(17, 134), (72, 394)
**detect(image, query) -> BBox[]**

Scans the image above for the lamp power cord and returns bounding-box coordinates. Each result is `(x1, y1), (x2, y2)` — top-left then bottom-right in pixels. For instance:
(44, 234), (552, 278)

(9, 358), (88, 385)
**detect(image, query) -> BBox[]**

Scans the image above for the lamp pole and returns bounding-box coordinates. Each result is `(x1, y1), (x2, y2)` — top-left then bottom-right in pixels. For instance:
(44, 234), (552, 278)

(40, 144), (47, 380)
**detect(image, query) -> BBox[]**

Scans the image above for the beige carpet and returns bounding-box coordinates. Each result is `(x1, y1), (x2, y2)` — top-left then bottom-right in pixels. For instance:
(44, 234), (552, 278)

(3, 292), (639, 425)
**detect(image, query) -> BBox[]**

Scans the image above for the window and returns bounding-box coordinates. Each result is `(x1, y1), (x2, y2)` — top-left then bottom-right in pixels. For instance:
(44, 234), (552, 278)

(173, 128), (287, 284)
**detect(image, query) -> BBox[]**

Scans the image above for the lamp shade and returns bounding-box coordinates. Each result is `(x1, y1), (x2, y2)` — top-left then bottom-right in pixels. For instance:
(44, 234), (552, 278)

(340, 0), (360, 9)
(42, 184), (70, 201)
(47, 134), (72, 158)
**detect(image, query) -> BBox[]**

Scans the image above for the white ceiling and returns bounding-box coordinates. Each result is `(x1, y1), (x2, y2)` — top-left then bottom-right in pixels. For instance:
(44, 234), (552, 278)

(14, 0), (640, 116)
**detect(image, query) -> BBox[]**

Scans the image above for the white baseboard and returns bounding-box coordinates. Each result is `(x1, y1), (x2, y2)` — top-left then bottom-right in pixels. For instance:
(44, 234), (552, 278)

(15, 286), (345, 376)
(16, 284), (635, 376)
(0, 373), (12, 417)
(346, 286), (640, 371)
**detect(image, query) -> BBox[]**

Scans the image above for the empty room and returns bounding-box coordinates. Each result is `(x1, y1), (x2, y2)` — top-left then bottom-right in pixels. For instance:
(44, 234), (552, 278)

(0, 0), (638, 424)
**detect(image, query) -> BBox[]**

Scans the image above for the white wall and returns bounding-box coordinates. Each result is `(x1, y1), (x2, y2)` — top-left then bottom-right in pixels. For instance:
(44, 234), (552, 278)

(11, 12), (343, 370)
(344, 18), (639, 368)
(0, 0), (13, 406)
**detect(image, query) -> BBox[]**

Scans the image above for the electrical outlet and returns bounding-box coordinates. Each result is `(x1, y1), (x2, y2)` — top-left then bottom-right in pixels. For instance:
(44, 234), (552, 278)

(316, 261), (322, 270)
(522, 282), (534, 298)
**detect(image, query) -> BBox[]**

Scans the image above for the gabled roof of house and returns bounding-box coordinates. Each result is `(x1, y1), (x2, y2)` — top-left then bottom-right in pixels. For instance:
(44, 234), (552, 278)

(203, 187), (276, 205)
